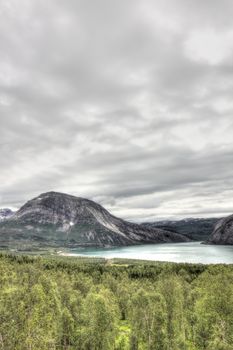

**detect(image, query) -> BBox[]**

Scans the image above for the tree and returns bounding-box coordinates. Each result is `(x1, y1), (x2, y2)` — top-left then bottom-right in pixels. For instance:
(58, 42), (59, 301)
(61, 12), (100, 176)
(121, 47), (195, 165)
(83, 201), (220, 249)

(129, 289), (168, 350)
(81, 288), (119, 350)
(0, 274), (62, 350)
(193, 272), (233, 349)
(157, 275), (188, 350)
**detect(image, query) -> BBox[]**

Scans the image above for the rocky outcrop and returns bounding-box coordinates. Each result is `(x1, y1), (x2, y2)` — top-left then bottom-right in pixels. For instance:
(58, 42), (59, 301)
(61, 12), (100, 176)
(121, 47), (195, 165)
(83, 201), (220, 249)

(207, 214), (233, 245)
(0, 191), (190, 247)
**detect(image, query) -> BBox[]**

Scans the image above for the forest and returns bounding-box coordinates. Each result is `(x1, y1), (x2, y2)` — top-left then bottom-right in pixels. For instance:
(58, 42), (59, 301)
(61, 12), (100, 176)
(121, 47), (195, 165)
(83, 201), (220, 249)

(0, 253), (233, 350)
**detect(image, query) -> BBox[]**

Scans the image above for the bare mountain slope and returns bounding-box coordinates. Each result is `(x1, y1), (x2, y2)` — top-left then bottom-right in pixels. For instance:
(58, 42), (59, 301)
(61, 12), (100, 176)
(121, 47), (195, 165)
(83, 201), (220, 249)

(207, 214), (233, 245)
(0, 191), (190, 248)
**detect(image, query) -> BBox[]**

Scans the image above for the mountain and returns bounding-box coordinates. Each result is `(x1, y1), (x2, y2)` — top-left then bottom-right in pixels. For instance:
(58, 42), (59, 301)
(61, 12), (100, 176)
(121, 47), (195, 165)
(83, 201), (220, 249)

(0, 191), (190, 249)
(207, 214), (233, 245)
(0, 208), (14, 221)
(141, 218), (220, 241)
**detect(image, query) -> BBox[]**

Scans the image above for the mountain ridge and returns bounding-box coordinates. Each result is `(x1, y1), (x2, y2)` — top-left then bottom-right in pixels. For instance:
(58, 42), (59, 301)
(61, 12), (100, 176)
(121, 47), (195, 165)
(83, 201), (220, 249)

(142, 217), (220, 241)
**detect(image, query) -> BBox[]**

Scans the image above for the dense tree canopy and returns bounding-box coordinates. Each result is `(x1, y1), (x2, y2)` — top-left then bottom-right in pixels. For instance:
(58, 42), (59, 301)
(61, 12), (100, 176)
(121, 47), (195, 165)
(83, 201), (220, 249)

(0, 254), (233, 349)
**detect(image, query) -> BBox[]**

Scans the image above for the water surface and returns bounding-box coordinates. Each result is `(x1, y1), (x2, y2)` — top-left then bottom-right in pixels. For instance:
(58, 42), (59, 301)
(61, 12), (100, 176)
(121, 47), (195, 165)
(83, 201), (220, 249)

(67, 242), (233, 264)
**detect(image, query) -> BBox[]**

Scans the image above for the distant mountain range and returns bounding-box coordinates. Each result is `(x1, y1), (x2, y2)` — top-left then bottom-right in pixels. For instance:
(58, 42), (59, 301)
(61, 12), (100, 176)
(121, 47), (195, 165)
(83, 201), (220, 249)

(141, 218), (220, 241)
(143, 215), (233, 245)
(0, 192), (189, 249)
(0, 208), (14, 221)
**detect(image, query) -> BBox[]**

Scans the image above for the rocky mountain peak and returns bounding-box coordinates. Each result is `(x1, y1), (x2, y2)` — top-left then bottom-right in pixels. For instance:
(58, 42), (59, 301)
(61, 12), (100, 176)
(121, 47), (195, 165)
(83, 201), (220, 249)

(13, 191), (112, 227)
(2, 191), (190, 248)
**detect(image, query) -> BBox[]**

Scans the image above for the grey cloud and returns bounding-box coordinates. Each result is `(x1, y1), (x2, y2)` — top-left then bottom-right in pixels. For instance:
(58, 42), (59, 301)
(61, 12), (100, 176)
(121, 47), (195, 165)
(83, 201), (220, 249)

(0, 0), (233, 219)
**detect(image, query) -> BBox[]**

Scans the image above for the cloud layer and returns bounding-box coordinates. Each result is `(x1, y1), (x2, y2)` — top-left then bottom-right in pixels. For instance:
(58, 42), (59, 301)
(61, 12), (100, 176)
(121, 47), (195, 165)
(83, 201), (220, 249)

(1, 0), (233, 220)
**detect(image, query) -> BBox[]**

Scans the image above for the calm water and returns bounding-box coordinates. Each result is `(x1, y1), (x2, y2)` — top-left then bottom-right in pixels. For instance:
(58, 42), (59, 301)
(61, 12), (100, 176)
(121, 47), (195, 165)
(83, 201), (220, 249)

(67, 242), (233, 264)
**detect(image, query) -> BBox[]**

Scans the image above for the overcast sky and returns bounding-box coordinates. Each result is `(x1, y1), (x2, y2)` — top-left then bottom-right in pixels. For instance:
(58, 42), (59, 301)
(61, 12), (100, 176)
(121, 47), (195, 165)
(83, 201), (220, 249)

(1, 0), (233, 221)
